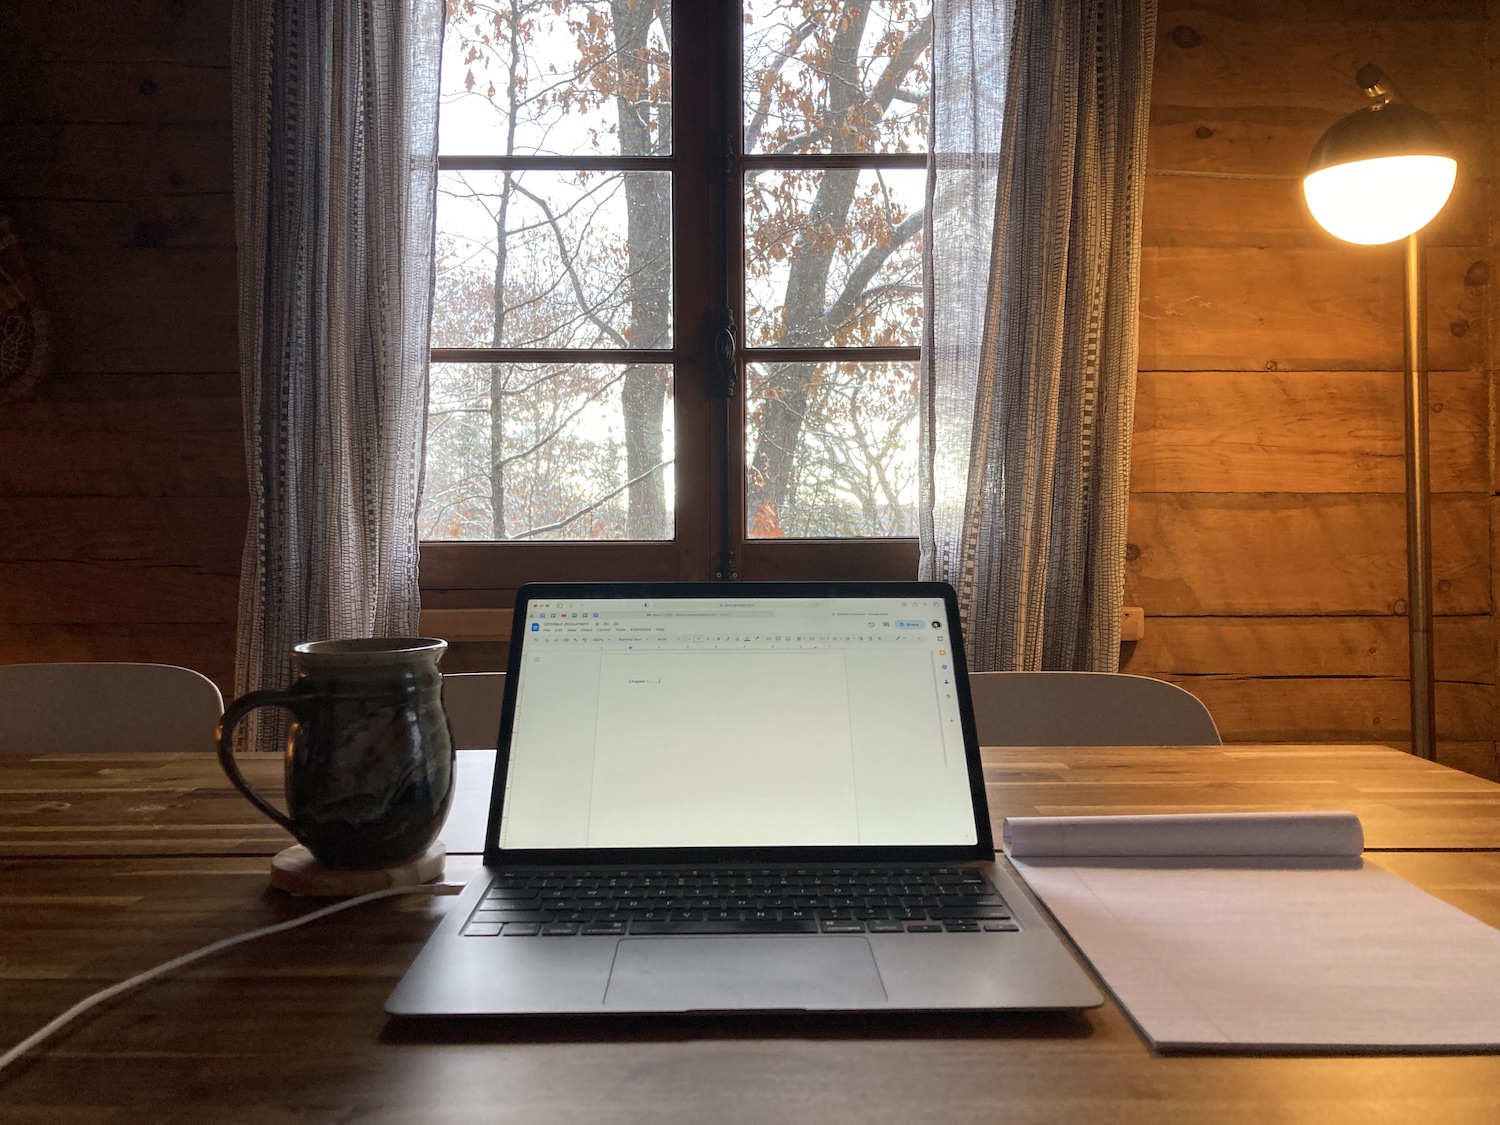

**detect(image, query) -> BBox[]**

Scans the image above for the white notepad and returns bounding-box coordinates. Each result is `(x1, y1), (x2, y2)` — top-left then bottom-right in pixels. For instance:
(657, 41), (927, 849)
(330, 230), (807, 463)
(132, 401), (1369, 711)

(1005, 812), (1500, 1051)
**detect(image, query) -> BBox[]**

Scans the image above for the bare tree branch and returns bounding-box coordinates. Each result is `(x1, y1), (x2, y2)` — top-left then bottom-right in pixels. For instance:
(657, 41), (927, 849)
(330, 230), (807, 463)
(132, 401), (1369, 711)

(823, 209), (924, 334)
(495, 368), (628, 469)
(508, 459), (674, 539)
(510, 179), (631, 347)
(744, 16), (819, 153)
(865, 13), (933, 120)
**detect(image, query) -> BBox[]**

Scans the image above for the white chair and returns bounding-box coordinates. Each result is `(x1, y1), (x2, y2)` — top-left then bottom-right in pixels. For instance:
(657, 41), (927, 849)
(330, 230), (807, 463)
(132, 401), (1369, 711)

(968, 671), (1221, 747)
(441, 671), (506, 750)
(0, 662), (224, 754)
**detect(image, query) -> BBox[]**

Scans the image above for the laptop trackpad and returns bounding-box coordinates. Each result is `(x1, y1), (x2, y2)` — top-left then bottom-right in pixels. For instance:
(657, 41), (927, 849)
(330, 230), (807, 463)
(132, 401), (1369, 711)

(604, 937), (888, 1011)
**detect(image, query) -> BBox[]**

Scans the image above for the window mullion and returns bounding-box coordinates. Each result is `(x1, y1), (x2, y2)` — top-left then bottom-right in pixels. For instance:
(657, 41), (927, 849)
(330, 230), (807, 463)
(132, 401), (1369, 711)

(712, 1), (745, 580)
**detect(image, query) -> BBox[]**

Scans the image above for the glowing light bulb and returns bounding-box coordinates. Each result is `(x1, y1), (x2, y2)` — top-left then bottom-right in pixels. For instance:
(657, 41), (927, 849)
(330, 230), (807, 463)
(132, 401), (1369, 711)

(1303, 154), (1457, 245)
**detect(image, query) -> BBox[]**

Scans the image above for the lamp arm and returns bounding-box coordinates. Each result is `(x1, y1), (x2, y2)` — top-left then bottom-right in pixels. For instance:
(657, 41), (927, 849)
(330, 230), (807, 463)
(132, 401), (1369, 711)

(1355, 63), (1407, 107)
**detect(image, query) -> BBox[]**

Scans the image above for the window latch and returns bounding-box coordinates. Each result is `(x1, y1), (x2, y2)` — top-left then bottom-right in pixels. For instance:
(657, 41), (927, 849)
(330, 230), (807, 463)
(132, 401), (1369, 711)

(713, 308), (738, 400)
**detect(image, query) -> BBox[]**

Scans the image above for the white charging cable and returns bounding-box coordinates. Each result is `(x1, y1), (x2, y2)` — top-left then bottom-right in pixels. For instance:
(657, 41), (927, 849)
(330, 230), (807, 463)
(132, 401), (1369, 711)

(0, 882), (462, 1078)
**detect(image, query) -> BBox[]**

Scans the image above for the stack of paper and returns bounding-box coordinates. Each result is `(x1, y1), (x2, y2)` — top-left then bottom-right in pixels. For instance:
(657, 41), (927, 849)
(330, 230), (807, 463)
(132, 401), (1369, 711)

(1005, 811), (1500, 1051)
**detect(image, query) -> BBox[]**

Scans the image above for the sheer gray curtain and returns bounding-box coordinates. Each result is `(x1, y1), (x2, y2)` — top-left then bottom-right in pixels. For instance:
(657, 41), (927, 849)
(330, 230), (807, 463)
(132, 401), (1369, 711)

(920, 0), (1156, 672)
(232, 0), (443, 748)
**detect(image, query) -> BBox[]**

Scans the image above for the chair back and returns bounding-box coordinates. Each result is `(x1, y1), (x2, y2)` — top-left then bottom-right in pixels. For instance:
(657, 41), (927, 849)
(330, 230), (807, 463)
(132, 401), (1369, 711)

(0, 662), (224, 754)
(968, 671), (1221, 747)
(441, 671), (506, 749)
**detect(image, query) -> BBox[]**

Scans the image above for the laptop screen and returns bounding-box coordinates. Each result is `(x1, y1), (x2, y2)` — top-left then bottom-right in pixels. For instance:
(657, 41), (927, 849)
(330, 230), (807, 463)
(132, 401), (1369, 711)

(494, 588), (981, 852)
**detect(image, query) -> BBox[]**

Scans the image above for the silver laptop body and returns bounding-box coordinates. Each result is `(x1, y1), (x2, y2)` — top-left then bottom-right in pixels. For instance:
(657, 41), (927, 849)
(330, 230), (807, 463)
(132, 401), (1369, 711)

(387, 582), (1101, 1016)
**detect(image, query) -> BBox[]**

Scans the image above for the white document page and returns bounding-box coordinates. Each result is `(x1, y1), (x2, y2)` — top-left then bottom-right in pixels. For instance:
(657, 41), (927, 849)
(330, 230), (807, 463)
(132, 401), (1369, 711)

(589, 651), (858, 846)
(1007, 813), (1500, 1051)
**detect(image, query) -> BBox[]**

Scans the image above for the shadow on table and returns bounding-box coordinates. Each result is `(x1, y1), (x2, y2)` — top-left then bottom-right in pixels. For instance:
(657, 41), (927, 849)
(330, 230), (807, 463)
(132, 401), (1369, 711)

(379, 1008), (1096, 1045)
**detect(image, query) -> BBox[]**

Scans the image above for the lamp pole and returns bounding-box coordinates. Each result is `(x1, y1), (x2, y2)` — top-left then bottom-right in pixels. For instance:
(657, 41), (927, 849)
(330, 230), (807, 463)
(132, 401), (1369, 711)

(1402, 232), (1436, 761)
(1303, 64), (1453, 762)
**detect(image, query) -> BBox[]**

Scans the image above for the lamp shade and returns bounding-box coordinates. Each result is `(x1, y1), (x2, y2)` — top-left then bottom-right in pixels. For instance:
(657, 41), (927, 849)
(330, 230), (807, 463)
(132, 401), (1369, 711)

(1303, 102), (1456, 245)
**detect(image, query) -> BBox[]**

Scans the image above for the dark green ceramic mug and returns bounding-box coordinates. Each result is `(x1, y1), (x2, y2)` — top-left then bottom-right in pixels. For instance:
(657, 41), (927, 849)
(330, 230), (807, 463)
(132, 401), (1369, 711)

(216, 638), (455, 869)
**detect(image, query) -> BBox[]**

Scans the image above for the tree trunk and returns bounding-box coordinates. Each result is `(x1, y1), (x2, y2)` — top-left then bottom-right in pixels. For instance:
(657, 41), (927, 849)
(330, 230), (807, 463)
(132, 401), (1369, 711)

(613, 0), (671, 539)
(745, 4), (870, 529)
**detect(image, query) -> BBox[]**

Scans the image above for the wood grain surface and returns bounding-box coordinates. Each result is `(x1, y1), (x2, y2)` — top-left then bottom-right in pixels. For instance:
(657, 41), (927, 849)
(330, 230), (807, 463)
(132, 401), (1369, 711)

(1130, 371), (1488, 494)
(5, 747), (1500, 860)
(1123, 615), (1495, 681)
(1127, 0), (1500, 789)
(3, 856), (1498, 1125)
(0, 754), (1499, 1121)
(1158, 676), (1495, 743)
(982, 745), (1500, 849)
(0, 1), (242, 697)
(1137, 245), (1486, 373)
(1124, 493), (1491, 617)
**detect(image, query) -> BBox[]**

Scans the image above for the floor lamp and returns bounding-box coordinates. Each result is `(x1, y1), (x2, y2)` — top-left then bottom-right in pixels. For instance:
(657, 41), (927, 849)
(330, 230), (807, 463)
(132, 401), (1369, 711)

(1303, 65), (1458, 761)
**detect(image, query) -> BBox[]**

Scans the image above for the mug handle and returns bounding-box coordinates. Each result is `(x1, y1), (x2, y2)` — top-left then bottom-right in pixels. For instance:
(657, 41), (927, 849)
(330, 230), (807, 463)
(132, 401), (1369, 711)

(215, 688), (304, 835)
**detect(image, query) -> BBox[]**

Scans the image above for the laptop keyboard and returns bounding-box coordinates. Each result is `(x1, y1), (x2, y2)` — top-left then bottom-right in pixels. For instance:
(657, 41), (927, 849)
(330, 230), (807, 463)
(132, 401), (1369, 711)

(461, 866), (1019, 937)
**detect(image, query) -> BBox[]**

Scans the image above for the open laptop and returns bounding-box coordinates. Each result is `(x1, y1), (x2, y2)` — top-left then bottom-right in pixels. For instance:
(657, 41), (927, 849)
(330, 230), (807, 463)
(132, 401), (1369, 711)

(387, 581), (1101, 1016)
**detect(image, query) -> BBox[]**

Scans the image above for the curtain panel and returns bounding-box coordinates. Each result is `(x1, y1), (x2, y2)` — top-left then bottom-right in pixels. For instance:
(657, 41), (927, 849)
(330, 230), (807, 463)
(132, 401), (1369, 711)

(920, 0), (1156, 672)
(232, 0), (443, 748)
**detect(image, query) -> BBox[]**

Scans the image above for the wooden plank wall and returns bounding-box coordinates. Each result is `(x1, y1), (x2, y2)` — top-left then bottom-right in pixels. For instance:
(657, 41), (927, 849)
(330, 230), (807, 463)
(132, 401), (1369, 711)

(4, 0), (1500, 782)
(0, 2), (243, 694)
(1123, 0), (1500, 779)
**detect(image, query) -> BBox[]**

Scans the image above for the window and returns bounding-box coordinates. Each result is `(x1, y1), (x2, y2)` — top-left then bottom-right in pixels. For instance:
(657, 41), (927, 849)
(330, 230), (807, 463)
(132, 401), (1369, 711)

(421, 1), (930, 595)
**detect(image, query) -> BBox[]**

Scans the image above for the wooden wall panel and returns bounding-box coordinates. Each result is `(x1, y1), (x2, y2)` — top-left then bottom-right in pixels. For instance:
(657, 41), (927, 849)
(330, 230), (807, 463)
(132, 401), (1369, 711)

(0, 499), (241, 567)
(1124, 615), (1493, 683)
(1138, 246), (1486, 372)
(0, 1), (241, 694)
(0, 429), (240, 498)
(1125, 493), (1490, 616)
(0, 625), (236, 690)
(30, 248), (238, 374)
(1, 123), (232, 200)
(2, 1), (228, 65)
(0, 565), (241, 626)
(1152, 10), (1485, 118)
(420, 588), (522, 610)
(440, 644), (513, 674)
(1132, 371), (1486, 493)
(4, 197), (235, 253)
(1161, 675), (1493, 743)
(1134, 1), (1498, 779)
(0, 394), (243, 497)
(2, 62), (230, 126)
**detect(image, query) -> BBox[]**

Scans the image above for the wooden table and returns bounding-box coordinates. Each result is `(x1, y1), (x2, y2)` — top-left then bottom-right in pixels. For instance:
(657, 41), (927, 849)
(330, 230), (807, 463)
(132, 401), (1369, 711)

(2, 746), (1499, 1122)
(6, 744), (1499, 858)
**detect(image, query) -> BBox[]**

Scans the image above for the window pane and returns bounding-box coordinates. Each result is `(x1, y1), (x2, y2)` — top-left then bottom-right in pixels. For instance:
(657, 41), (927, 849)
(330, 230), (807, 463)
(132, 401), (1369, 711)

(440, 1), (672, 158)
(743, 1), (930, 156)
(746, 361), (917, 538)
(435, 170), (672, 350)
(744, 168), (924, 348)
(422, 362), (675, 541)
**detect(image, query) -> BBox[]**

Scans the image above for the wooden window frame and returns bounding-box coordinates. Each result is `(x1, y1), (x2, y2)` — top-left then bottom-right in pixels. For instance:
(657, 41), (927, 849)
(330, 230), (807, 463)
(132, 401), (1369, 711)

(421, 2), (921, 609)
